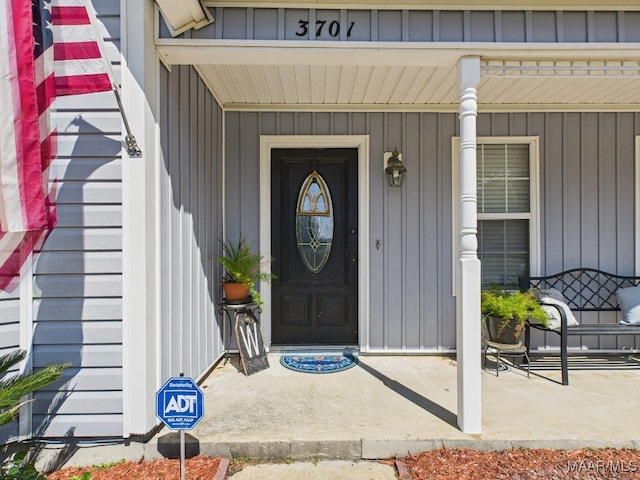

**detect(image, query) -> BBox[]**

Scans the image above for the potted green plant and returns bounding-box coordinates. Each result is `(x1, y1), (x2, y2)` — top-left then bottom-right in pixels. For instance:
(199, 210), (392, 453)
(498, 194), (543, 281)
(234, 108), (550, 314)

(216, 237), (274, 307)
(481, 288), (549, 345)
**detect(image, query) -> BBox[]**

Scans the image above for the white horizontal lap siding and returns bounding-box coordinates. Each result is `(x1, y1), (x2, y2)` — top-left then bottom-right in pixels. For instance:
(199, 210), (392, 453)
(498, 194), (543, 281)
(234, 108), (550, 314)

(159, 64), (224, 385)
(0, 322), (20, 342)
(41, 228), (121, 253)
(33, 275), (121, 298)
(31, 415), (123, 438)
(0, 281), (20, 442)
(28, 0), (124, 439)
(0, 302), (20, 443)
(0, 273), (21, 346)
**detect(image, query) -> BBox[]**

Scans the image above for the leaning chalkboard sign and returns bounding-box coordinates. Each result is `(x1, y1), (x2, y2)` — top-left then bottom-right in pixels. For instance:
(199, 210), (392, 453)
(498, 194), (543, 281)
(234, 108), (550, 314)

(235, 308), (269, 375)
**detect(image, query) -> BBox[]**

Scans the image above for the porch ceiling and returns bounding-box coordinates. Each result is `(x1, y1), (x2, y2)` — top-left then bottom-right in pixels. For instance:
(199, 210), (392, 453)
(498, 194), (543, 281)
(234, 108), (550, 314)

(157, 43), (640, 111)
(195, 63), (461, 109)
(195, 62), (640, 110)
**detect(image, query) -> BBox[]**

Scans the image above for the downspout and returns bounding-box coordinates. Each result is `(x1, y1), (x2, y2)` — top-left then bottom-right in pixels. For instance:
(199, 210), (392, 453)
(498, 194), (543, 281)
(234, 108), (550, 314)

(456, 56), (482, 435)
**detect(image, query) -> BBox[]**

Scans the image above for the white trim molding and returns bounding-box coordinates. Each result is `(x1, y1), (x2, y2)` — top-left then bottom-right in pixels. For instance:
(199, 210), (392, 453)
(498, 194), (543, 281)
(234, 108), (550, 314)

(18, 256), (33, 440)
(259, 135), (370, 351)
(121, 0), (162, 438)
(636, 136), (640, 275)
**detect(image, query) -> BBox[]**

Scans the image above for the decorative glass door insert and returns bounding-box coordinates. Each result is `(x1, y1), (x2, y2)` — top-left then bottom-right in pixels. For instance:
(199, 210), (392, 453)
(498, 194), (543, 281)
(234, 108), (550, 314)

(296, 170), (333, 273)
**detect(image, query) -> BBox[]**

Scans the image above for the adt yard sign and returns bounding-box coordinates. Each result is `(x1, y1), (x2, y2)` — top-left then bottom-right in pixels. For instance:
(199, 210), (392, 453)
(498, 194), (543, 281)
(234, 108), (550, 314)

(156, 377), (204, 430)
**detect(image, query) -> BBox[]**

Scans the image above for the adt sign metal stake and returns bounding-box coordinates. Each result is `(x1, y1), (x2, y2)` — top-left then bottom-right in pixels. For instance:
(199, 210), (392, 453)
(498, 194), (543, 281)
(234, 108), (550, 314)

(156, 374), (204, 480)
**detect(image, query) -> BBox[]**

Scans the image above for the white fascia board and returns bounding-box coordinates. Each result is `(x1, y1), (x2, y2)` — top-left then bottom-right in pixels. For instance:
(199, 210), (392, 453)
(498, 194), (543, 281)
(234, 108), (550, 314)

(156, 41), (465, 67)
(220, 102), (640, 113)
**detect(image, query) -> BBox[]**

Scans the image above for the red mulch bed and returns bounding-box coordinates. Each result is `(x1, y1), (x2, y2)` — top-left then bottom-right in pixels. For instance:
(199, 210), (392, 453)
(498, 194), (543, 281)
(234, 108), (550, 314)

(45, 455), (222, 480)
(44, 449), (640, 479)
(400, 448), (640, 480)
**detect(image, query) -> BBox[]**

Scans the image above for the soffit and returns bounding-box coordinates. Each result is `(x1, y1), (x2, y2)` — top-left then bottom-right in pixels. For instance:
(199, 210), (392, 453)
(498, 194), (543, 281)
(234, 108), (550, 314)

(157, 43), (640, 111)
(194, 62), (640, 111)
(195, 64), (460, 109)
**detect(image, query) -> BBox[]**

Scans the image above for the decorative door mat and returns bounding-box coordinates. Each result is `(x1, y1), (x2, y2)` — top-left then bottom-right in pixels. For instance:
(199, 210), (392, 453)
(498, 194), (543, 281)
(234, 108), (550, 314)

(279, 353), (358, 374)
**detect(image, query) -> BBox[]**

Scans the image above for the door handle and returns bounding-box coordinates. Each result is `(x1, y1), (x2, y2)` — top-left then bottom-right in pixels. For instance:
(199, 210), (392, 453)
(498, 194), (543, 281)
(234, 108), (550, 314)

(350, 257), (357, 263)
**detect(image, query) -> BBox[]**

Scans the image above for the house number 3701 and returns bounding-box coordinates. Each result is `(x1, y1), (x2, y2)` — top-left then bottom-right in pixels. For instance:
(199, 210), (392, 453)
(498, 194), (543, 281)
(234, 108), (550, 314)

(295, 20), (355, 38)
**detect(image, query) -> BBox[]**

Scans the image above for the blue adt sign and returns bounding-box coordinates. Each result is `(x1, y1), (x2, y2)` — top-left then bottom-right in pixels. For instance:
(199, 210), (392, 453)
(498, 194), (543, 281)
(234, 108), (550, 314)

(156, 377), (204, 430)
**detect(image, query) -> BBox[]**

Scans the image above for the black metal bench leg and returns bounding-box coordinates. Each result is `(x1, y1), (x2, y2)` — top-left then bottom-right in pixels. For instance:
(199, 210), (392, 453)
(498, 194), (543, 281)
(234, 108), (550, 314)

(561, 326), (569, 386)
(524, 324), (531, 364)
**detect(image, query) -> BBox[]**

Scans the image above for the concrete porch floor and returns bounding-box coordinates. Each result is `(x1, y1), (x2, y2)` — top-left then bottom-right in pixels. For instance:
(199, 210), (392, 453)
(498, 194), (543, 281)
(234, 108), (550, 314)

(180, 352), (640, 461)
(35, 352), (640, 473)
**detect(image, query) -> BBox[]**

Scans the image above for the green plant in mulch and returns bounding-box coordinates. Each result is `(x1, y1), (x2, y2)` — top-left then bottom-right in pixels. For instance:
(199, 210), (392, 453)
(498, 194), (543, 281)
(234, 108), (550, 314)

(0, 349), (69, 480)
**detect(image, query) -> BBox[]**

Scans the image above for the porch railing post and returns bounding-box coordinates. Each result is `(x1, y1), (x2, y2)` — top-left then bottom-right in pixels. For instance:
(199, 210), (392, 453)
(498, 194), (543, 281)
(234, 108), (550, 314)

(456, 56), (482, 435)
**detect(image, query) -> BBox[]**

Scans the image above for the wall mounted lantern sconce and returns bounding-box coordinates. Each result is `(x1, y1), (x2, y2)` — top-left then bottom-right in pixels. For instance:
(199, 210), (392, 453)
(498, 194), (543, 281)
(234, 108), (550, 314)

(384, 148), (406, 188)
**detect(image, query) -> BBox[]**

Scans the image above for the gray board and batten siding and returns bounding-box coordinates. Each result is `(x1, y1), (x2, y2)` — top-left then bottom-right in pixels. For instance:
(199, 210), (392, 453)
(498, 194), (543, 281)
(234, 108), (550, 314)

(158, 64), (225, 392)
(163, 8), (640, 43)
(227, 110), (640, 352)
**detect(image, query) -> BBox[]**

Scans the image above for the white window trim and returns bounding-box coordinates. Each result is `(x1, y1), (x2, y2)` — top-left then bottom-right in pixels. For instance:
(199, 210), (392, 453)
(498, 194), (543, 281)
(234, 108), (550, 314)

(451, 136), (541, 295)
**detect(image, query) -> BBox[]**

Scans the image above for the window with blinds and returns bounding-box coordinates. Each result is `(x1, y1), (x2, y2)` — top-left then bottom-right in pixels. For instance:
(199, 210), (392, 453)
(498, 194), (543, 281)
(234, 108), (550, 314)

(477, 144), (531, 290)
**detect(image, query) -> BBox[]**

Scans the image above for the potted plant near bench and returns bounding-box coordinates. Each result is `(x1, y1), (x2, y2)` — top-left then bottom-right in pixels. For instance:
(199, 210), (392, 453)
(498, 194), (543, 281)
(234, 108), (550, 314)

(481, 288), (549, 345)
(216, 236), (274, 307)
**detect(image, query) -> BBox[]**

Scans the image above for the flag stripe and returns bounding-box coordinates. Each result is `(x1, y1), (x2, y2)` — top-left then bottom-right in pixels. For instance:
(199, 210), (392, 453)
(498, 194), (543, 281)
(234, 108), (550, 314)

(0, 230), (39, 291)
(55, 73), (111, 96)
(40, 132), (55, 170)
(36, 73), (56, 116)
(0, 1), (20, 231)
(56, 57), (108, 75)
(0, 0), (47, 232)
(51, 5), (90, 25)
(14, 0), (47, 230)
(54, 41), (101, 60)
(52, 27), (100, 48)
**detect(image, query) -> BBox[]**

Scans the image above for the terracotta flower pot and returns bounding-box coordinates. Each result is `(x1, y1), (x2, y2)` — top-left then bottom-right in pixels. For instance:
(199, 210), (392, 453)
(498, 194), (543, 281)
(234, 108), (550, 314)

(222, 282), (250, 303)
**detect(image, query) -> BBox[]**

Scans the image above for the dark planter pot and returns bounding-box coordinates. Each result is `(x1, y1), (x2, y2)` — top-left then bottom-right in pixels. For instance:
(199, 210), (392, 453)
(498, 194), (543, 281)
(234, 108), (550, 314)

(485, 315), (525, 345)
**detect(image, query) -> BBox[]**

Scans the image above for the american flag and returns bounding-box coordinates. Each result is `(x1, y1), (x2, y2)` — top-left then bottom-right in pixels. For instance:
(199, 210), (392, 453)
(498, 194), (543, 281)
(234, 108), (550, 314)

(0, 0), (112, 291)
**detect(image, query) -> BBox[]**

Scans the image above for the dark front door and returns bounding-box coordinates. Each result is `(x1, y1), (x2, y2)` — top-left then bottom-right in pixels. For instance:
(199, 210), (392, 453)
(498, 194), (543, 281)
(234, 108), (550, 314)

(271, 148), (358, 345)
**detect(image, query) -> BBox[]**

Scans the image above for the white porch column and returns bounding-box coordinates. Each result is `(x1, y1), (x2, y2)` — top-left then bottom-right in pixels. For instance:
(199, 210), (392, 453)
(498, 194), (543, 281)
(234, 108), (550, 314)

(456, 56), (482, 434)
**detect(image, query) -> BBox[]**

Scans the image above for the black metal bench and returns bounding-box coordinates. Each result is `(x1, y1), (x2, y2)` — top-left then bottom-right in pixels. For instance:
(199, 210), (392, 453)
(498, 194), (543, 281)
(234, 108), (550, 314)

(519, 268), (640, 385)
